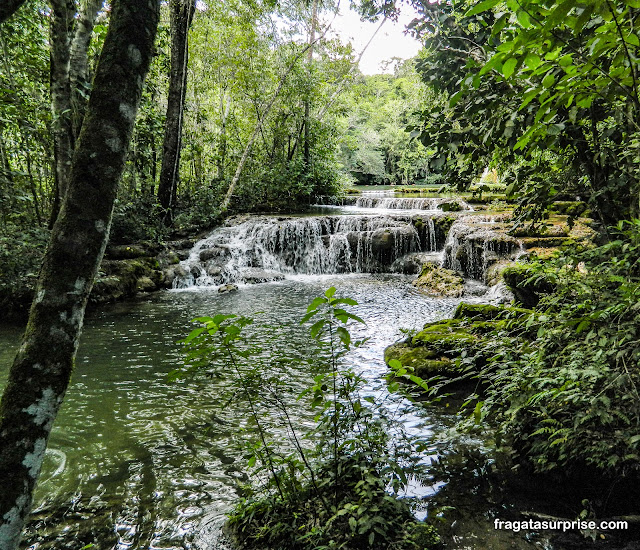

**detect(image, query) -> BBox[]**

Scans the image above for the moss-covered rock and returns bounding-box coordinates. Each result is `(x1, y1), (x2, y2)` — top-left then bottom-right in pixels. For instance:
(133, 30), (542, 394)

(384, 344), (457, 378)
(385, 303), (533, 391)
(412, 322), (477, 347)
(91, 257), (162, 304)
(453, 302), (530, 321)
(548, 201), (588, 217)
(502, 264), (554, 307)
(412, 263), (464, 297)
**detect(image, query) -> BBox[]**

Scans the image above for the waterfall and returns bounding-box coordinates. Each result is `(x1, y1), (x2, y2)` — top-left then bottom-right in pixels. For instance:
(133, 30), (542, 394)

(174, 215), (434, 288)
(313, 196), (473, 211)
(442, 217), (522, 281)
(174, 210), (527, 289)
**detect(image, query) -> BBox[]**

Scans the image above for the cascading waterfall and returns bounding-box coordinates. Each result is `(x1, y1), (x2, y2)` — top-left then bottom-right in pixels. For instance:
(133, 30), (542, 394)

(442, 217), (523, 281)
(353, 197), (473, 211)
(174, 207), (527, 290)
(314, 196), (473, 211)
(174, 215), (433, 288)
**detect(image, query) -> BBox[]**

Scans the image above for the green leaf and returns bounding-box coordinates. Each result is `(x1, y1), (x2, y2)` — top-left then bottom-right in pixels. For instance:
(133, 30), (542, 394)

(306, 296), (326, 313)
(473, 401), (484, 424)
(502, 58), (518, 78)
(337, 326), (351, 349)
(324, 287), (337, 299)
(545, 0), (574, 29)
(479, 53), (504, 76)
(183, 326), (205, 344)
(525, 53), (541, 70)
(626, 33), (640, 47)
(309, 319), (327, 339)
(542, 72), (556, 88)
(349, 515), (357, 531)
(465, 0), (501, 17)
(516, 10), (531, 28)
(213, 314), (236, 324)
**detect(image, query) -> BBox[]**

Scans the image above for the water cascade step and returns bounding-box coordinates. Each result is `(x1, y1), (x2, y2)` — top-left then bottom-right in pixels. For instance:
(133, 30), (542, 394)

(442, 216), (524, 281)
(174, 215), (446, 288)
(174, 209), (527, 289)
(353, 196), (473, 211)
(315, 196), (473, 211)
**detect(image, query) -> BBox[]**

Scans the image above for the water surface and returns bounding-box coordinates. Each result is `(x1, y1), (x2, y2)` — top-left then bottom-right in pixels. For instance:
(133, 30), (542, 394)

(1, 275), (466, 549)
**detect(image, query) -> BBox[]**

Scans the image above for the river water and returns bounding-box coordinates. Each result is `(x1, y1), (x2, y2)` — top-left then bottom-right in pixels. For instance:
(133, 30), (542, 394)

(0, 271), (474, 549)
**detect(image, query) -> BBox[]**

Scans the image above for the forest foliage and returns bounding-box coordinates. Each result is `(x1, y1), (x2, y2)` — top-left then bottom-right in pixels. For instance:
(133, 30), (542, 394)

(2, 0), (640, 535)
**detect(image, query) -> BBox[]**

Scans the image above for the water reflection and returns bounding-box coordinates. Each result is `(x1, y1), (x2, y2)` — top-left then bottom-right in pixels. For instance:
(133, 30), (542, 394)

(0, 275), (467, 549)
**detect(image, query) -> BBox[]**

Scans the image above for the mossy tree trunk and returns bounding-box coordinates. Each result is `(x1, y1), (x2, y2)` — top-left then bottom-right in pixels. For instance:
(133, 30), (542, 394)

(0, 0), (159, 548)
(48, 0), (75, 226)
(158, 0), (195, 224)
(49, 0), (104, 226)
(70, 0), (105, 139)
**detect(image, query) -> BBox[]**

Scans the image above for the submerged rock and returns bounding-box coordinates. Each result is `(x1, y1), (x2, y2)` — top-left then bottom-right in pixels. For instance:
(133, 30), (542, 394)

(240, 269), (285, 284)
(218, 283), (238, 293)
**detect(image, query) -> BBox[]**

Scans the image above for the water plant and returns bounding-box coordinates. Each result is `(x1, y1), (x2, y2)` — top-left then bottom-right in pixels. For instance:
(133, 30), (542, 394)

(174, 287), (440, 550)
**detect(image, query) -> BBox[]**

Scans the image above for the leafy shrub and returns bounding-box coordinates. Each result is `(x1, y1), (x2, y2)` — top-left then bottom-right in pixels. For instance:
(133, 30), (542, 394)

(110, 196), (168, 244)
(0, 224), (49, 317)
(464, 220), (640, 482)
(175, 289), (440, 550)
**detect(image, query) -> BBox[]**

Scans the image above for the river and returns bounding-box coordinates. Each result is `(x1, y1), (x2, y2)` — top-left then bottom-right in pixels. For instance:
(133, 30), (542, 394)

(1, 203), (488, 549)
(1, 192), (543, 549)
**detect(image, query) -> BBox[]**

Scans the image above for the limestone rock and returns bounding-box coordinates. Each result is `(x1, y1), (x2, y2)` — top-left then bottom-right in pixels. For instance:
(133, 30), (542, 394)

(218, 283), (238, 293)
(240, 269), (285, 284)
(412, 263), (464, 297)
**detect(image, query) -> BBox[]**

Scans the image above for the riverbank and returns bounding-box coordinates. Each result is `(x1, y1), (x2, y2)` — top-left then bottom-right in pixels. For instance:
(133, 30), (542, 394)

(385, 220), (640, 549)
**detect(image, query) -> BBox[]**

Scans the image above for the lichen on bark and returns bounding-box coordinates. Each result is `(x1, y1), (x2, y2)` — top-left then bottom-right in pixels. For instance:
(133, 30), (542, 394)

(0, 0), (159, 548)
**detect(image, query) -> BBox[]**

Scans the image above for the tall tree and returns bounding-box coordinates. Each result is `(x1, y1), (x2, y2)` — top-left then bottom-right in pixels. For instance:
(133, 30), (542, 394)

(48, 0), (104, 225)
(303, 0), (318, 167)
(157, 0), (195, 223)
(69, 0), (104, 139)
(48, 0), (75, 224)
(0, 0), (159, 548)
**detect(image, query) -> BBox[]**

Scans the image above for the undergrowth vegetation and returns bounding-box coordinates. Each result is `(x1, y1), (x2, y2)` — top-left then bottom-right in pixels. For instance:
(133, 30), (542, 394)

(175, 288), (440, 550)
(458, 220), (640, 483)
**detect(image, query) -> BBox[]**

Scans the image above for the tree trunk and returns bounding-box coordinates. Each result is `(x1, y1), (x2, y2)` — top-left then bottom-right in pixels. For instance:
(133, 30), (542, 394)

(303, 0), (317, 167)
(0, 0), (159, 548)
(220, 39), (317, 212)
(158, 0), (195, 224)
(48, 0), (75, 226)
(70, 0), (104, 140)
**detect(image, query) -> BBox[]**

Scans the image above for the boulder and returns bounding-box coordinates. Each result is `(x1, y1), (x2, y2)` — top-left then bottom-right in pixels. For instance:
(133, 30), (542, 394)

(240, 269), (285, 284)
(218, 283), (238, 293)
(412, 263), (464, 297)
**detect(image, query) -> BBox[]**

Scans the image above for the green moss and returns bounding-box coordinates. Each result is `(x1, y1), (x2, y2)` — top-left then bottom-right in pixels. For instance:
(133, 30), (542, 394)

(385, 343), (439, 366)
(548, 201), (588, 217)
(453, 302), (530, 321)
(414, 359), (457, 378)
(454, 303), (503, 320)
(440, 200), (462, 212)
(412, 325), (476, 347)
(433, 215), (456, 236)
(413, 263), (464, 297)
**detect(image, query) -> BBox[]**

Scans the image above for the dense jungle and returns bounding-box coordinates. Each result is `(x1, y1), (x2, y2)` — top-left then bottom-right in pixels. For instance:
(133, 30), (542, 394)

(1, 0), (640, 549)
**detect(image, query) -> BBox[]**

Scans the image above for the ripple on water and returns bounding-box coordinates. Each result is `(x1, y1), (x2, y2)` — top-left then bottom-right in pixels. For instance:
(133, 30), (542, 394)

(0, 274), (478, 549)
